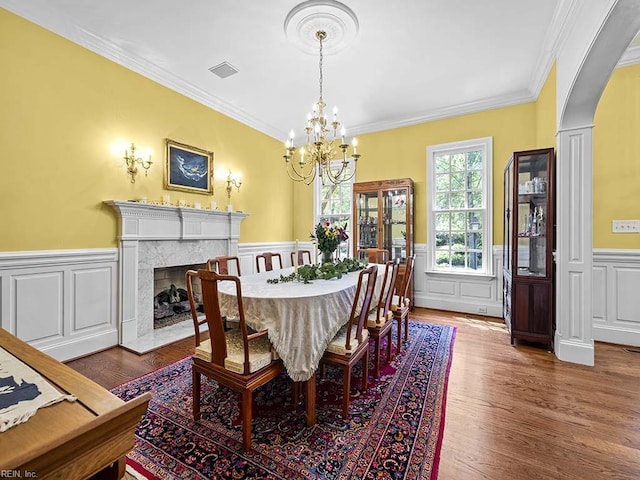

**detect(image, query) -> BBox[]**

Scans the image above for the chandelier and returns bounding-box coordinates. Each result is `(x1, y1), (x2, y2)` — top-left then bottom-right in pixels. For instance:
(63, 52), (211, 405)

(283, 30), (360, 185)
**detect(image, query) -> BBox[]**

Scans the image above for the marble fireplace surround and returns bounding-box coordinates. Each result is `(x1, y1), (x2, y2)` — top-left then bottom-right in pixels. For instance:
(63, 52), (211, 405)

(105, 201), (248, 352)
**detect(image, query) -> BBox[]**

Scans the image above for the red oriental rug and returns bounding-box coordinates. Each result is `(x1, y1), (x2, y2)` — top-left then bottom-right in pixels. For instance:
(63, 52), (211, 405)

(112, 321), (456, 480)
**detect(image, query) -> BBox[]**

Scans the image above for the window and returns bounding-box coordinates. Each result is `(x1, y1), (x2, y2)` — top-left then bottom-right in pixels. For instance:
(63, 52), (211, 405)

(314, 160), (355, 259)
(427, 137), (493, 275)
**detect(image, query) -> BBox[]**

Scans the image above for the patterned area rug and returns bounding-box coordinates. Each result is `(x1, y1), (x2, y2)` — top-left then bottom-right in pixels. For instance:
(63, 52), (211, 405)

(112, 322), (456, 480)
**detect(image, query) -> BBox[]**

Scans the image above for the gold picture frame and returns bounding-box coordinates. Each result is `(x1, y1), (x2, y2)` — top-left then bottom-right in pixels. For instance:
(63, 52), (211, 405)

(165, 139), (213, 195)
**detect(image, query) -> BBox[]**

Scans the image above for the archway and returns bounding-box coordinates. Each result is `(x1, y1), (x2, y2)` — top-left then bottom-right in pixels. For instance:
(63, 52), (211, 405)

(555, 0), (640, 365)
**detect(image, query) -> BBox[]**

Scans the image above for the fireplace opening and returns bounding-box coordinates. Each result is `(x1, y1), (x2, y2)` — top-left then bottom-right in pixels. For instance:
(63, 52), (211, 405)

(154, 264), (206, 329)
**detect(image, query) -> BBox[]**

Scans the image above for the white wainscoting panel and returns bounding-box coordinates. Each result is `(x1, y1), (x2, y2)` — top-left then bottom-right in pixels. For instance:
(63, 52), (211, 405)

(412, 244), (504, 318)
(593, 249), (640, 346)
(0, 249), (118, 361)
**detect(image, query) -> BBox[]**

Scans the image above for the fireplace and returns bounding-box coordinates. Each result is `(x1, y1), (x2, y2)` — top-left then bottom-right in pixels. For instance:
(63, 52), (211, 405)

(105, 201), (248, 351)
(153, 264), (204, 329)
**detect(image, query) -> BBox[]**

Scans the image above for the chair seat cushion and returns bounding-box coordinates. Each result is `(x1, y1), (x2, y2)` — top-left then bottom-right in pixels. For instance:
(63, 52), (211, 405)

(366, 308), (393, 328)
(390, 295), (411, 312)
(326, 324), (370, 355)
(194, 330), (274, 374)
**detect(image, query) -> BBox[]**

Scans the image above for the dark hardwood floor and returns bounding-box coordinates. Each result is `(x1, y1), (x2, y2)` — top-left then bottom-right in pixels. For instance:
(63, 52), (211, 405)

(66, 308), (640, 480)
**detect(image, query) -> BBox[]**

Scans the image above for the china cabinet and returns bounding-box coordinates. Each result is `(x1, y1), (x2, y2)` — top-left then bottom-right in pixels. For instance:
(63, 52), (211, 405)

(353, 178), (414, 300)
(503, 148), (555, 350)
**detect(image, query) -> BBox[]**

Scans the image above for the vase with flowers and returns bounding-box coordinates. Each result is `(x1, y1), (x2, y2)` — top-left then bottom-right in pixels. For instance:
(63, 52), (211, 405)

(311, 221), (349, 264)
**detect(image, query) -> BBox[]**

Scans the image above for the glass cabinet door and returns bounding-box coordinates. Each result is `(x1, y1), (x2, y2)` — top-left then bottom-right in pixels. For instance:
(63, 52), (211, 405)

(382, 188), (408, 261)
(357, 191), (379, 249)
(514, 151), (550, 278)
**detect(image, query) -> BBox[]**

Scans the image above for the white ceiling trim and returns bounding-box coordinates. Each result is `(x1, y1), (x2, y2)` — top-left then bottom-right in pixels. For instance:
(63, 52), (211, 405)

(352, 90), (536, 137)
(528, 0), (579, 98)
(616, 44), (640, 67)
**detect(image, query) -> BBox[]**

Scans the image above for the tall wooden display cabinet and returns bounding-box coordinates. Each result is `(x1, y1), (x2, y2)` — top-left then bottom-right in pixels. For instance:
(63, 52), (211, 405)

(503, 148), (555, 351)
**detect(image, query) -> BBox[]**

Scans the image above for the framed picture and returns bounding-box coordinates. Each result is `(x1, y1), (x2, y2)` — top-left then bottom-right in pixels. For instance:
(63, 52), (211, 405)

(165, 139), (213, 195)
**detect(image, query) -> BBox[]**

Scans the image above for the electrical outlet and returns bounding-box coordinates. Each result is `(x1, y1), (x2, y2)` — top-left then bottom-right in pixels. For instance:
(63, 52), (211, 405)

(478, 306), (487, 314)
(612, 220), (640, 233)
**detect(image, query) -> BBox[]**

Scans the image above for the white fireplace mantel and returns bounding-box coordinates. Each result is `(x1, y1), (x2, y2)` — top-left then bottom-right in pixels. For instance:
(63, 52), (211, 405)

(105, 201), (248, 347)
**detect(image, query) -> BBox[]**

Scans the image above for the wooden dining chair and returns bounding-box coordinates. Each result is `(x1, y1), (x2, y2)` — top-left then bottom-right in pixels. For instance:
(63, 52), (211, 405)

(256, 252), (283, 272)
(320, 264), (378, 419)
(207, 255), (241, 276)
(290, 250), (312, 266)
(185, 270), (209, 347)
(391, 254), (415, 354)
(189, 269), (283, 452)
(367, 259), (400, 378)
(357, 248), (390, 264)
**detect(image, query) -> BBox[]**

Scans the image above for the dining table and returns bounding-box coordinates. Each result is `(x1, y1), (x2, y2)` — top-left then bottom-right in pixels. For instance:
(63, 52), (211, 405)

(216, 265), (384, 426)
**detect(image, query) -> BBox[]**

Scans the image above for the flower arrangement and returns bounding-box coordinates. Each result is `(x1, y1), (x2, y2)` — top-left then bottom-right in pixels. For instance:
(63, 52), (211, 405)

(311, 221), (349, 259)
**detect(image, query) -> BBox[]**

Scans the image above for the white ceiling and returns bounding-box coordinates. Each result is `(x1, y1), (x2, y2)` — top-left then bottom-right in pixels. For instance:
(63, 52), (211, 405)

(2, 1), (639, 142)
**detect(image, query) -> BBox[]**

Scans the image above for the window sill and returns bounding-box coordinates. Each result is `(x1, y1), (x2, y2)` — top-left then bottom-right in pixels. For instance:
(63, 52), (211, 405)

(424, 270), (496, 280)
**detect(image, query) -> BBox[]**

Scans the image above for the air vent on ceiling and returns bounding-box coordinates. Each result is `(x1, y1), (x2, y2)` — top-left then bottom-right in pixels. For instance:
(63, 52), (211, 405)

(208, 62), (239, 79)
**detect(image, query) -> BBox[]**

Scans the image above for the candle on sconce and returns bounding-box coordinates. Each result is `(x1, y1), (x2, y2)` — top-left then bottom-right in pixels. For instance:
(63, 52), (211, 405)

(340, 126), (346, 145)
(352, 137), (358, 155)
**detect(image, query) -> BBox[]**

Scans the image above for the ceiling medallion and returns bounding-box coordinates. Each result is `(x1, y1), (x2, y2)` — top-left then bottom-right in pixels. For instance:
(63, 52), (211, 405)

(284, 0), (359, 56)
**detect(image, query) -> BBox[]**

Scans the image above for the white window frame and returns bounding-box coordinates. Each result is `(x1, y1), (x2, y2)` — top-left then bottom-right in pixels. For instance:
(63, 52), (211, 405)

(314, 159), (356, 259)
(426, 137), (493, 276)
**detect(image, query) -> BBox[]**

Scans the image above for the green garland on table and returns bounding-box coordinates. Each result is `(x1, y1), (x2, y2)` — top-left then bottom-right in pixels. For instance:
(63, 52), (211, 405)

(266, 258), (368, 284)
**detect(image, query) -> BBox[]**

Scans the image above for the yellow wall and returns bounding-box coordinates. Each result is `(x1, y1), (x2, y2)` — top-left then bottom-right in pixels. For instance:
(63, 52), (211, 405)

(0, 10), (290, 251)
(3, 10), (637, 254)
(593, 63), (640, 249)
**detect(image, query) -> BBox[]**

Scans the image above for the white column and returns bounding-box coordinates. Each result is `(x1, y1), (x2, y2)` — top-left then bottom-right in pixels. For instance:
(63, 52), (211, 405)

(555, 126), (594, 365)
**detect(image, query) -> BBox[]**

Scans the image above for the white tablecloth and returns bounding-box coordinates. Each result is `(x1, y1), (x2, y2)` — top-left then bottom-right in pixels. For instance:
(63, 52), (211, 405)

(217, 266), (384, 382)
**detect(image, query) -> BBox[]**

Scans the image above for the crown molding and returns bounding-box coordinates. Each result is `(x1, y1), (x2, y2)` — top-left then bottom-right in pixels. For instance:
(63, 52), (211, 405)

(616, 44), (640, 68)
(349, 90), (536, 136)
(528, 0), (580, 98)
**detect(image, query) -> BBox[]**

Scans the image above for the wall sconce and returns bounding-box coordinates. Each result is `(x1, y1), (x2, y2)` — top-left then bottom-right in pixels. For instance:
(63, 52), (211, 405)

(226, 170), (242, 199)
(124, 143), (152, 183)
(225, 170), (242, 211)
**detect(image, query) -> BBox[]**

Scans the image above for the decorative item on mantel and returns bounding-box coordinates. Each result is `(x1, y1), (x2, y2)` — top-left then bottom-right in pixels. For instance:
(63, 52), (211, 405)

(311, 221), (349, 264)
(282, 1), (362, 185)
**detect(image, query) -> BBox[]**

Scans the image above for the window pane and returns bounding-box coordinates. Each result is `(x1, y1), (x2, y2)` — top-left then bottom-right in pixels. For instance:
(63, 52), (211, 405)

(435, 212), (450, 230)
(435, 232), (450, 247)
(467, 171), (482, 189)
(468, 211), (483, 230)
(435, 155), (450, 173)
(451, 212), (465, 231)
(451, 172), (465, 191)
(451, 233), (465, 250)
(467, 191), (482, 208)
(450, 192), (465, 208)
(436, 173), (450, 192)
(467, 150), (482, 170)
(435, 192), (450, 210)
(435, 251), (451, 267)
(467, 232), (483, 249)
(451, 153), (465, 172)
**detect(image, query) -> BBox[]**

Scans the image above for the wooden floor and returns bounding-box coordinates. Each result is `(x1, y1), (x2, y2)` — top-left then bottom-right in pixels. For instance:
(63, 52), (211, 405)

(66, 308), (640, 480)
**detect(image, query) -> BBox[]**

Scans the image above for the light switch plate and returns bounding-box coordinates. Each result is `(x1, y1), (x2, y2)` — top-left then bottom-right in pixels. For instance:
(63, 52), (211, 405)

(612, 220), (640, 233)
